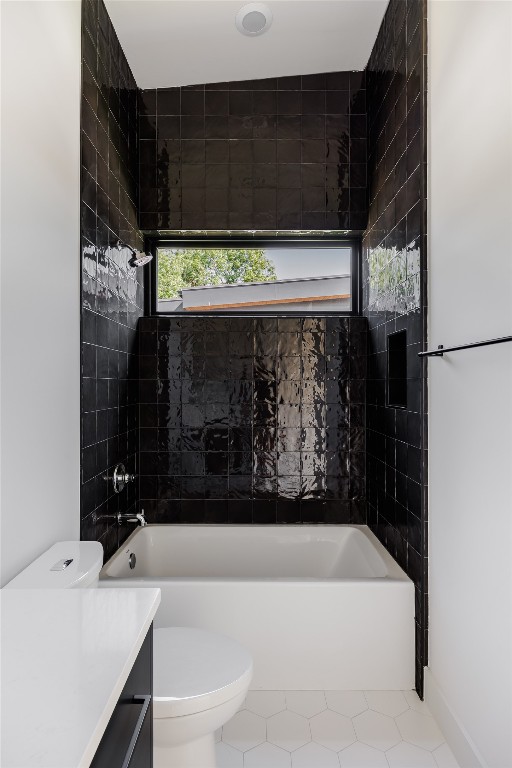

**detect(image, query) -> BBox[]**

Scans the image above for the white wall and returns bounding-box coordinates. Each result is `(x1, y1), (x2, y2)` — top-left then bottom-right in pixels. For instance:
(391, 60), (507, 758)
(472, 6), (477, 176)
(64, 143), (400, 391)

(428, 2), (512, 766)
(0, 1), (82, 585)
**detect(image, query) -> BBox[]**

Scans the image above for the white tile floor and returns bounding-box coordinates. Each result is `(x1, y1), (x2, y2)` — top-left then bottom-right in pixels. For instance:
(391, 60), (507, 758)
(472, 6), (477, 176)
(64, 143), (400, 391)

(216, 690), (460, 768)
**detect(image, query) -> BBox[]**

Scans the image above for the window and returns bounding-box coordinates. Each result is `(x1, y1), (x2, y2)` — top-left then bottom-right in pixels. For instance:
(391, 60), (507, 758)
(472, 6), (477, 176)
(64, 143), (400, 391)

(149, 239), (359, 314)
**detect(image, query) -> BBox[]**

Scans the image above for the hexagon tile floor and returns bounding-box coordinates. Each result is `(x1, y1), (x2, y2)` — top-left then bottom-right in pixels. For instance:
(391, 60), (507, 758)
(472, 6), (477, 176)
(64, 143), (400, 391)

(216, 690), (460, 768)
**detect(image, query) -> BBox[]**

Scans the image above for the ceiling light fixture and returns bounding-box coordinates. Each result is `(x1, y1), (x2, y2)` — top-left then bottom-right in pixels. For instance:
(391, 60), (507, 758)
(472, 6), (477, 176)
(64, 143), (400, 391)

(235, 3), (273, 37)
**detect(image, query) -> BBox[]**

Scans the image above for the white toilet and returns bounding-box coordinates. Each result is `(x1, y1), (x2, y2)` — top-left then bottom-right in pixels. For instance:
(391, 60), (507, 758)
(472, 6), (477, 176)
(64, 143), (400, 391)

(5, 541), (253, 768)
(153, 626), (252, 768)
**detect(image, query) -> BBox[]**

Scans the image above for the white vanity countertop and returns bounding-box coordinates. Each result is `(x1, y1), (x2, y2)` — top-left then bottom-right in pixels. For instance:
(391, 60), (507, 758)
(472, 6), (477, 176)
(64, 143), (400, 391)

(1, 587), (161, 768)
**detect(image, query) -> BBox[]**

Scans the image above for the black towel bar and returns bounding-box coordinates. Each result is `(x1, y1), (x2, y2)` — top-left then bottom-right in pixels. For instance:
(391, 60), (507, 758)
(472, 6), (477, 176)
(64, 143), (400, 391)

(418, 335), (512, 358)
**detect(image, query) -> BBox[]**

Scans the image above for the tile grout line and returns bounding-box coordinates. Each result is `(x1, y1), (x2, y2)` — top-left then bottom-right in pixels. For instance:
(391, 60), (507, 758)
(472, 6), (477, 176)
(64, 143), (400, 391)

(219, 690), (456, 767)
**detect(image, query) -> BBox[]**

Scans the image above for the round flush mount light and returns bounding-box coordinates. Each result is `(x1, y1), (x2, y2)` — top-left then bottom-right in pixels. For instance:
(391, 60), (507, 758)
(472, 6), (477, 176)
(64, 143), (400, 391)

(235, 3), (273, 36)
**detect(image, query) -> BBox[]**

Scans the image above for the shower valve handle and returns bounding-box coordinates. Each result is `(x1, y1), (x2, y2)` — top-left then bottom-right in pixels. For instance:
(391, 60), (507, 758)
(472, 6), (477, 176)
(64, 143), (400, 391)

(107, 463), (137, 493)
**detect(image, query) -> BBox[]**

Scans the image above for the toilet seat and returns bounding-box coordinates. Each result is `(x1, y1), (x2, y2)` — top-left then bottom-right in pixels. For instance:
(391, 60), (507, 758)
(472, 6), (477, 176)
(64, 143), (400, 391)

(153, 627), (253, 719)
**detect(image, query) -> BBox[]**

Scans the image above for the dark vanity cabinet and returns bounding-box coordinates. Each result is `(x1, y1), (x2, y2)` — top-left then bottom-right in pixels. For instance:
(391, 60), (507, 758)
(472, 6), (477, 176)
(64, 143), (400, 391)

(90, 625), (153, 768)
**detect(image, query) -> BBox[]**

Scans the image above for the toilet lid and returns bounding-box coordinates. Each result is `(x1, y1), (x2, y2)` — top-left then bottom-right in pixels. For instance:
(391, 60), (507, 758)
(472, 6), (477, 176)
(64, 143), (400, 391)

(153, 627), (253, 718)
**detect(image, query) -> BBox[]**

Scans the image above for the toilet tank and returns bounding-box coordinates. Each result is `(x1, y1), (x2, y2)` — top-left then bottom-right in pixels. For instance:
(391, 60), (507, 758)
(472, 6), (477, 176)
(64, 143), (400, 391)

(4, 541), (104, 589)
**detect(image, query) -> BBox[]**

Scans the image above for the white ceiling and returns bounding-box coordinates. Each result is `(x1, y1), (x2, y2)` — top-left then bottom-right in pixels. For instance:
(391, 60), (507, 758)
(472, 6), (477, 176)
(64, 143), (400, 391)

(105, 0), (389, 89)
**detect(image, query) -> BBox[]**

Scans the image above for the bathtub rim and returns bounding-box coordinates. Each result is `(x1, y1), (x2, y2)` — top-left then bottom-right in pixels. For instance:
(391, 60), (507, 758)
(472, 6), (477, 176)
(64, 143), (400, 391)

(100, 524), (411, 585)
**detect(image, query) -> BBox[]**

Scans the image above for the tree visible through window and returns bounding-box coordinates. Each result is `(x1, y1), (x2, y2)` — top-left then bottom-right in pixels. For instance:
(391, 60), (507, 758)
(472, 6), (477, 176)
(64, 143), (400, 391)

(158, 248), (277, 300)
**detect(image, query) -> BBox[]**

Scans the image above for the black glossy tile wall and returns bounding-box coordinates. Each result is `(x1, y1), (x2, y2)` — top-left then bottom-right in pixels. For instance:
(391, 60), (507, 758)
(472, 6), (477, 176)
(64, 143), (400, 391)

(362, 0), (428, 694)
(138, 72), (368, 231)
(80, 0), (144, 561)
(138, 316), (366, 525)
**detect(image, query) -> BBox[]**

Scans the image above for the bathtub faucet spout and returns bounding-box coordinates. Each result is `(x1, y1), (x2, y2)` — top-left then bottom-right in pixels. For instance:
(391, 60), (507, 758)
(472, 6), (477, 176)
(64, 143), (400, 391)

(117, 510), (147, 527)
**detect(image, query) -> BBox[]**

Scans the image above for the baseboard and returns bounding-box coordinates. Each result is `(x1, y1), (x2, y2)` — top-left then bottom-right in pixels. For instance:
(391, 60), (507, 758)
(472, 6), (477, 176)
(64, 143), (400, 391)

(424, 667), (486, 768)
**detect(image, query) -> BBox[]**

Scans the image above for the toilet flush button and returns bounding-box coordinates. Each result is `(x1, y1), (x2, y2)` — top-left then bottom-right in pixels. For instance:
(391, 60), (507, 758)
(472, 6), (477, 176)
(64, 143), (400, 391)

(50, 558), (74, 571)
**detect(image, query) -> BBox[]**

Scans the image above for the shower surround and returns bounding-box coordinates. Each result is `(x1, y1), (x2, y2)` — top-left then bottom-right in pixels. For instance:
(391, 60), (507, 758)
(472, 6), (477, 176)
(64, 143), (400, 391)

(80, 0), (144, 560)
(363, 0), (428, 692)
(138, 316), (366, 525)
(138, 71), (368, 232)
(79, 0), (429, 697)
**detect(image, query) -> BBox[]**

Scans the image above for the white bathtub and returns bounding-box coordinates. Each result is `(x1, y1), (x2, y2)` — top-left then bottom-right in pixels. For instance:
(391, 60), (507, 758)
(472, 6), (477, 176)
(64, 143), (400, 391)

(100, 525), (414, 690)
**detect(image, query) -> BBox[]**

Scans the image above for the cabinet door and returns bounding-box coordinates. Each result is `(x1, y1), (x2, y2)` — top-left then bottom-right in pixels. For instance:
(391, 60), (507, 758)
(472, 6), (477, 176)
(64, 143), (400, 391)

(90, 625), (153, 768)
